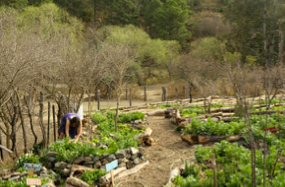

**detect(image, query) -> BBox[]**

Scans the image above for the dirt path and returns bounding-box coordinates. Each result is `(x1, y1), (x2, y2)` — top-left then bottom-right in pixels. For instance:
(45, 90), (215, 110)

(116, 116), (196, 187)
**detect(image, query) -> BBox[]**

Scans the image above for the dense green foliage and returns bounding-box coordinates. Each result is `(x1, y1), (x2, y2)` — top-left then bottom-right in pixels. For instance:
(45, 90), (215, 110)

(182, 117), (245, 136)
(41, 137), (100, 162)
(193, 141), (285, 186)
(80, 169), (106, 185)
(93, 111), (144, 153)
(169, 141), (285, 186)
(179, 106), (205, 117)
(118, 112), (145, 123)
(93, 110), (145, 123)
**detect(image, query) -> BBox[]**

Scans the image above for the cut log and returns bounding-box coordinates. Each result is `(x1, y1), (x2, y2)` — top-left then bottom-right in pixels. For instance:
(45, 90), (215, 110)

(65, 177), (89, 187)
(178, 121), (188, 129)
(196, 115), (205, 119)
(221, 117), (240, 122)
(205, 112), (222, 118)
(209, 107), (235, 113)
(146, 137), (155, 146)
(198, 136), (210, 144)
(166, 167), (180, 185)
(250, 110), (283, 115)
(143, 127), (153, 137)
(226, 135), (243, 142)
(100, 167), (127, 184)
(147, 110), (166, 116)
(198, 135), (226, 144)
(70, 164), (94, 177)
(181, 134), (195, 145)
(115, 160), (149, 180)
(222, 113), (235, 117)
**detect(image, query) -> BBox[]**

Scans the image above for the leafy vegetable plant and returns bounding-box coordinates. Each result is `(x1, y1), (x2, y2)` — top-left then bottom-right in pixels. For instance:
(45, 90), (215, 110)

(80, 169), (106, 185)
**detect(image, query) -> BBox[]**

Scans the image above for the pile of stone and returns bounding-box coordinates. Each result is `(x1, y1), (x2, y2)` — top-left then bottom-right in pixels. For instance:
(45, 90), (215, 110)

(0, 167), (56, 187)
(46, 146), (145, 187)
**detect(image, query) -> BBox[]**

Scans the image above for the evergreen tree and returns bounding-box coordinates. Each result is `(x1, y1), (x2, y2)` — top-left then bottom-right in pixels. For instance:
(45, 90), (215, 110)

(139, 0), (161, 36)
(105, 0), (139, 26)
(152, 0), (191, 50)
(0, 0), (28, 9)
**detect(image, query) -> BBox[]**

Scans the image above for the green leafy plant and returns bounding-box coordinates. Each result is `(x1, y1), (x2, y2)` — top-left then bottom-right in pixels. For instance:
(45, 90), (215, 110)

(16, 153), (40, 169)
(183, 161), (200, 178)
(92, 111), (108, 124)
(183, 117), (246, 136)
(0, 176), (47, 187)
(80, 169), (106, 185)
(41, 137), (100, 163)
(118, 112), (145, 123)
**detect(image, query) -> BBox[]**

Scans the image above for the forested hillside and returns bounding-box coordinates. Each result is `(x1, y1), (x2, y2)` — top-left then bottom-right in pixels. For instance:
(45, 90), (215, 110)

(0, 0), (284, 100)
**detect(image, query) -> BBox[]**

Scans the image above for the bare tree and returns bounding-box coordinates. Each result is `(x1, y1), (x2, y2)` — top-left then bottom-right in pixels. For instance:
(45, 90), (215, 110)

(102, 44), (134, 131)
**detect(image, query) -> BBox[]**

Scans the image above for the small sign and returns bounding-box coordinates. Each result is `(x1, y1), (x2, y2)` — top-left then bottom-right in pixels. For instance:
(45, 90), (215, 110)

(263, 127), (277, 133)
(106, 160), (118, 172)
(23, 163), (41, 171)
(26, 178), (41, 186)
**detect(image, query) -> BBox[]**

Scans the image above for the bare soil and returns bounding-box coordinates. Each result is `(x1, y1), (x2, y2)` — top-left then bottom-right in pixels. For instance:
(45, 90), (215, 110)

(116, 116), (195, 187)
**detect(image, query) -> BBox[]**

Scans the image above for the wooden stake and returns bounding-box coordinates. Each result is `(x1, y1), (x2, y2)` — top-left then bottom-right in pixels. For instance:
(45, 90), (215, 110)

(212, 154), (218, 187)
(111, 170), (115, 186)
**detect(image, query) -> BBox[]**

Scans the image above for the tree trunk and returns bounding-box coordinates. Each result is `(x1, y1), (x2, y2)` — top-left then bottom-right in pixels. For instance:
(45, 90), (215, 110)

(39, 92), (47, 148)
(135, 72), (142, 86)
(93, 0), (97, 32)
(24, 96), (37, 144)
(17, 94), (27, 154)
(11, 106), (17, 156)
(189, 84), (192, 103)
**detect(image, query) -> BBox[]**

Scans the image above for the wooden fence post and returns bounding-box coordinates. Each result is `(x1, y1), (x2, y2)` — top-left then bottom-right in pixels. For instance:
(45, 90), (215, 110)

(97, 90), (100, 110)
(0, 131), (3, 161)
(108, 86), (112, 100)
(144, 85), (147, 102)
(126, 85), (128, 100)
(183, 86), (186, 99)
(162, 87), (166, 101)
(39, 92), (47, 147)
(129, 88), (132, 107)
(47, 102), (50, 146)
(53, 105), (56, 141)
(212, 154), (218, 187)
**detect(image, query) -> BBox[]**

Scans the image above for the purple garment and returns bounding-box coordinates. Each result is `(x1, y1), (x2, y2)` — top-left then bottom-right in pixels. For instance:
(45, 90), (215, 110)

(60, 113), (80, 139)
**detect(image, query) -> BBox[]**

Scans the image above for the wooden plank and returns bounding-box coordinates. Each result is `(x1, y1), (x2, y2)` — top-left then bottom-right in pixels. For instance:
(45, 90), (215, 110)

(115, 160), (149, 179)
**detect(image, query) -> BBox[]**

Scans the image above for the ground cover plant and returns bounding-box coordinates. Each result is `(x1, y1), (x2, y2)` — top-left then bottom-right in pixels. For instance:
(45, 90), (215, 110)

(179, 103), (226, 117)
(168, 104), (285, 187)
(168, 140), (285, 187)
(79, 169), (106, 185)
(182, 117), (245, 136)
